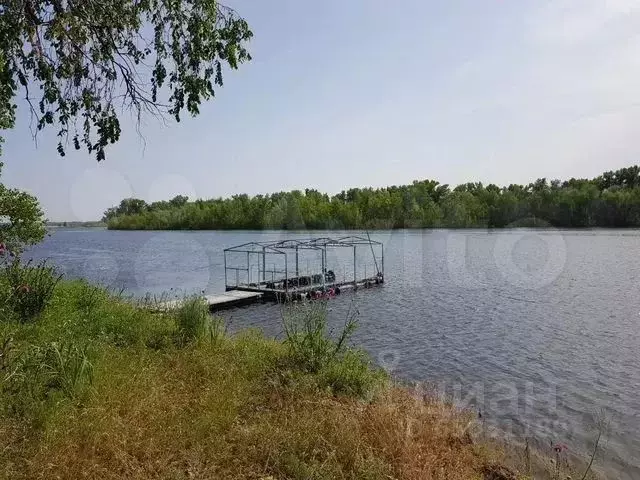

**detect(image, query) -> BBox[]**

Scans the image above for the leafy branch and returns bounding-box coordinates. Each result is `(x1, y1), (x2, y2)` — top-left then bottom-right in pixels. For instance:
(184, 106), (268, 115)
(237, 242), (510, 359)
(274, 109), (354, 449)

(0, 0), (252, 160)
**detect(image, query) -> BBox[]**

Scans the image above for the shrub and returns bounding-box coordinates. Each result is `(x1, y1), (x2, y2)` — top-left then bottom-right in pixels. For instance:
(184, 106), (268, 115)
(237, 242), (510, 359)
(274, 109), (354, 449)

(2, 259), (61, 323)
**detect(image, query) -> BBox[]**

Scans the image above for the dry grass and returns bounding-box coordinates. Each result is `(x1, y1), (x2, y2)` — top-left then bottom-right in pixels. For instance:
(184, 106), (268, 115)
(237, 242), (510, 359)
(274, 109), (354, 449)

(231, 386), (487, 480)
(2, 336), (498, 480)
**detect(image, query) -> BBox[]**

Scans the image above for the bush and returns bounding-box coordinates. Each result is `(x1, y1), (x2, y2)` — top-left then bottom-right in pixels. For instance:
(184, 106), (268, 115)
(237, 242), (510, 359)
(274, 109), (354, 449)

(2, 260), (61, 323)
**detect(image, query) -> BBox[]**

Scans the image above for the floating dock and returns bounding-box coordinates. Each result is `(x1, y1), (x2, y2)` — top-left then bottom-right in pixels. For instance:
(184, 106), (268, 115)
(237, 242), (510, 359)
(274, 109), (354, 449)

(156, 236), (384, 312)
(204, 290), (264, 311)
(156, 290), (263, 312)
(223, 236), (385, 302)
(228, 276), (382, 301)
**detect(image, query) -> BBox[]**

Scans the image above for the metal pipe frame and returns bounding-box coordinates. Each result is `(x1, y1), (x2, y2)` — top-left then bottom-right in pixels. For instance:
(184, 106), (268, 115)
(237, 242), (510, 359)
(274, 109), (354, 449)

(223, 236), (384, 290)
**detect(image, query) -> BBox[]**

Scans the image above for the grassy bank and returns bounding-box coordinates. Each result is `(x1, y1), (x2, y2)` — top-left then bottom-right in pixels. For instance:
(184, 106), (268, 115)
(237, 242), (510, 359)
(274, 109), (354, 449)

(0, 263), (594, 479)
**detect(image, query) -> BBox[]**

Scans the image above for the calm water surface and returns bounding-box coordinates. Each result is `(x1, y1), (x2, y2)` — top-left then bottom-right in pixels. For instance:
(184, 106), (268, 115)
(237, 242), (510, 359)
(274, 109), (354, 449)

(28, 228), (640, 479)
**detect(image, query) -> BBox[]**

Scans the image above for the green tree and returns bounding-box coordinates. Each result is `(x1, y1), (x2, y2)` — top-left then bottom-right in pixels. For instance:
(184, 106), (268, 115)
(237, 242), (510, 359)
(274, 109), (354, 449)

(102, 165), (640, 231)
(0, 0), (252, 160)
(169, 195), (189, 208)
(1, 51), (45, 252)
(102, 197), (148, 221)
(0, 162), (46, 253)
(0, 51), (14, 156)
(440, 191), (486, 228)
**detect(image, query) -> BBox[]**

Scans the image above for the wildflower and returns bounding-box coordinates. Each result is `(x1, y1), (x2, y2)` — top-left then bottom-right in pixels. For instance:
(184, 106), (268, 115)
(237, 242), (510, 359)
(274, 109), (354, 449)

(553, 443), (568, 453)
(0, 243), (5, 255)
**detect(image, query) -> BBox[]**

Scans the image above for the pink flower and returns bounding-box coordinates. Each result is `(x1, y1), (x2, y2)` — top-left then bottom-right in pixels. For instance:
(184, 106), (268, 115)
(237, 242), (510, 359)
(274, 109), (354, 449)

(0, 243), (5, 255)
(553, 443), (568, 453)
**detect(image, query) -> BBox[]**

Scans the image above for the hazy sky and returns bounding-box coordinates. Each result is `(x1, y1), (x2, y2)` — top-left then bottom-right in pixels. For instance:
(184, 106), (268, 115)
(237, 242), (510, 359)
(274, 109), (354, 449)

(3, 0), (640, 221)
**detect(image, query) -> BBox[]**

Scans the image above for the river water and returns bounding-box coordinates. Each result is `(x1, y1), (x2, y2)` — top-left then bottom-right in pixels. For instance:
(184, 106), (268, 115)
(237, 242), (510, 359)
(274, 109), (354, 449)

(28, 228), (640, 479)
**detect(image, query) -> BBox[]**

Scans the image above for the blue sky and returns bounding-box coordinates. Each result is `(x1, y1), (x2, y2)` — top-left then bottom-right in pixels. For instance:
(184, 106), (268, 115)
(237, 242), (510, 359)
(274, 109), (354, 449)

(3, 0), (640, 221)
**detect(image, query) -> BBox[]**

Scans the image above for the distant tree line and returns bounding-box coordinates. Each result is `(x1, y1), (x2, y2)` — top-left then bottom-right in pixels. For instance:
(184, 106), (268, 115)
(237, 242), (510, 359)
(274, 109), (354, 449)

(46, 221), (105, 228)
(104, 166), (640, 230)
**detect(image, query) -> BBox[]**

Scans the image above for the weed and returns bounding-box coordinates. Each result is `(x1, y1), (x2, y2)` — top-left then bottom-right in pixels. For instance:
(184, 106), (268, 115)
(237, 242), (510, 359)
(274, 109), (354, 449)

(207, 315), (226, 345)
(44, 342), (94, 399)
(281, 300), (385, 398)
(0, 325), (15, 372)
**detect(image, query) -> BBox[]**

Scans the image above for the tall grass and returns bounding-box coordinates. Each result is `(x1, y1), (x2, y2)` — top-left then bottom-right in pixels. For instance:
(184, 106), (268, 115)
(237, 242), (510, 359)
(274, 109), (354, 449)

(1, 259), (61, 323)
(73, 281), (105, 315)
(282, 300), (385, 397)
(1, 342), (93, 418)
(175, 296), (225, 345)
(0, 325), (13, 372)
(282, 300), (357, 373)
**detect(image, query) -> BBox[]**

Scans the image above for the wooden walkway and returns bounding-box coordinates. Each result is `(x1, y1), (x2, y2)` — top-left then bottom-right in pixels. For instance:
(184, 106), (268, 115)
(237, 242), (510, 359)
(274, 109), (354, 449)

(156, 290), (263, 312)
(154, 275), (383, 312)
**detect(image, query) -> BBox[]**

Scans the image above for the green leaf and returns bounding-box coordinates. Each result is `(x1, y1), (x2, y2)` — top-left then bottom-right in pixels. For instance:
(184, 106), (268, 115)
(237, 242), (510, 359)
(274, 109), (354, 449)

(0, 0), (253, 161)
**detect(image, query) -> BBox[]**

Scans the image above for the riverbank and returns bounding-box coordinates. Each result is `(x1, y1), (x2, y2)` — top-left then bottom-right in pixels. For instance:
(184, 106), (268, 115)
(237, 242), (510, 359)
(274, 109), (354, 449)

(0, 266), (597, 479)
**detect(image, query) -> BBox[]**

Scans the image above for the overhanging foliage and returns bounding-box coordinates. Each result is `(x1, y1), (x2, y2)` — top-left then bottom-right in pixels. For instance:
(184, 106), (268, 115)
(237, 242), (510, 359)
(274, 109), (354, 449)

(0, 0), (252, 160)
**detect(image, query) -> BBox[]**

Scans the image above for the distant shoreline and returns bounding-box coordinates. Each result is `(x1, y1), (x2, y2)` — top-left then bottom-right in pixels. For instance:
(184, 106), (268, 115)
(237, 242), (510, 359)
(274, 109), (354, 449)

(102, 165), (640, 231)
(103, 225), (640, 231)
(46, 222), (106, 228)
